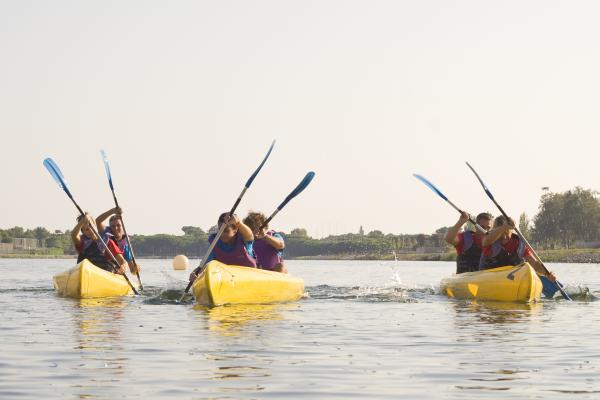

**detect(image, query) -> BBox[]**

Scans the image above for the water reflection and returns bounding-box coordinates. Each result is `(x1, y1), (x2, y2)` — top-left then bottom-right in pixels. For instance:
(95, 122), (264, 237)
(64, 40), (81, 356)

(194, 303), (293, 337)
(69, 297), (130, 397)
(452, 300), (542, 326)
(73, 298), (127, 349)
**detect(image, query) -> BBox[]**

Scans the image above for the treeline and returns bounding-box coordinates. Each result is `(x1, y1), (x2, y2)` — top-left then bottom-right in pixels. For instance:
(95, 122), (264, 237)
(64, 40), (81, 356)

(3, 187), (600, 258)
(0, 225), (449, 259)
(531, 187), (600, 248)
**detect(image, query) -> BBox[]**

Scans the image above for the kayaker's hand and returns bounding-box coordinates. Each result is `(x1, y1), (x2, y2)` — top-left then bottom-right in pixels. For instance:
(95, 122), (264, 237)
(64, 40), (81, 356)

(459, 211), (470, 225)
(189, 271), (198, 283)
(129, 262), (140, 274)
(546, 271), (557, 282)
(114, 206), (123, 216)
(225, 213), (240, 228)
(254, 226), (267, 239)
(115, 263), (127, 275)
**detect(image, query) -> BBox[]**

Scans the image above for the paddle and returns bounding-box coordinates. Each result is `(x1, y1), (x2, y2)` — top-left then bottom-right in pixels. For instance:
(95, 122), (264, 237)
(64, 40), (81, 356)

(178, 140), (276, 302)
(259, 171), (316, 230)
(43, 157), (139, 295)
(100, 150), (143, 290)
(465, 161), (572, 300)
(413, 174), (487, 234)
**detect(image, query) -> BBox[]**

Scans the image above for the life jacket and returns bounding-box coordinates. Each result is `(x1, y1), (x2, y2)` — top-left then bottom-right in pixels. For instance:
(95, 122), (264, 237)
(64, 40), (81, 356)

(253, 230), (284, 271)
(209, 233), (257, 268)
(103, 228), (132, 261)
(455, 231), (482, 274)
(76, 236), (118, 272)
(479, 233), (527, 270)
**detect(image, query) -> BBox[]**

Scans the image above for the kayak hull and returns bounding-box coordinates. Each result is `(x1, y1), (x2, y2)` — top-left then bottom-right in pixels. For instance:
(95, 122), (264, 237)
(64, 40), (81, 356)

(191, 260), (305, 306)
(440, 263), (542, 302)
(53, 259), (134, 299)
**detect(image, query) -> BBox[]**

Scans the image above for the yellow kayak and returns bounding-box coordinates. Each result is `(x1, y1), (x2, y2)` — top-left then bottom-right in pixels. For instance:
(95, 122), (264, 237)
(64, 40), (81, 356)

(53, 259), (135, 299)
(440, 263), (542, 302)
(191, 260), (305, 306)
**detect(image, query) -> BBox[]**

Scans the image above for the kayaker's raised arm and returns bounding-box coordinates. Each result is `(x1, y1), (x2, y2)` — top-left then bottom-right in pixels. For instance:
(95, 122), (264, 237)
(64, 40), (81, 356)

(231, 214), (254, 243)
(525, 253), (557, 282)
(445, 212), (470, 246)
(71, 214), (87, 248)
(446, 212), (492, 275)
(244, 212), (287, 273)
(482, 217), (514, 247)
(96, 206), (122, 233)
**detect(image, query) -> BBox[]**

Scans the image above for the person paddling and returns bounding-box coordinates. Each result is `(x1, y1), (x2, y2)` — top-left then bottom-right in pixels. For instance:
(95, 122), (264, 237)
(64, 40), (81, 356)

(71, 213), (128, 274)
(96, 207), (141, 275)
(188, 212), (256, 283)
(445, 212), (492, 274)
(244, 211), (287, 273)
(480, 216), (557, 282)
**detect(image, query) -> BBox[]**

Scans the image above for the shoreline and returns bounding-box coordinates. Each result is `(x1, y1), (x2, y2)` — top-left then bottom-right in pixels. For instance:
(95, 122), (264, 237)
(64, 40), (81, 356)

(3, 249), (600, 263)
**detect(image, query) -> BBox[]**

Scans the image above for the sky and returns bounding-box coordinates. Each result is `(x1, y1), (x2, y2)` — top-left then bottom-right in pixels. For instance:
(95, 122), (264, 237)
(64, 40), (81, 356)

(2, 1), (600, 238)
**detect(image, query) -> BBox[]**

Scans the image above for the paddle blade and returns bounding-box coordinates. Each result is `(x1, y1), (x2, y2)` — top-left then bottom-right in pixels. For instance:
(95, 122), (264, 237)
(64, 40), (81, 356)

(278, 171), (316, 210)
(43, 158), (71, 196)
(245, 140), (275, 188)
(100, 149), (115, 191)
(413, 174), (448, 201)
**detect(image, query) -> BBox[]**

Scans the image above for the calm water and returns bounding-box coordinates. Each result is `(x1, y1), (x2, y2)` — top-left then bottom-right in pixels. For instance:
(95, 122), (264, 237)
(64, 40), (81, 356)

(1, 258), (599, 399)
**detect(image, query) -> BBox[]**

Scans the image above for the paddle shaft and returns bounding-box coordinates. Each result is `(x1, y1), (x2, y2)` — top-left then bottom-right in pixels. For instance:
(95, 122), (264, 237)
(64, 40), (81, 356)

(442, 198), (487, 235)
(180, 187), (247, 299)
(260, 209), (280, 230)
(109, 191), (143, 290)
(179, 141), (275, 302)
(72, 201), (139, 296)
(258, 171), (316, 231)
(413, 174), (487, 234)
(44, 157), (138, 295)
(465, 162), (572, 300)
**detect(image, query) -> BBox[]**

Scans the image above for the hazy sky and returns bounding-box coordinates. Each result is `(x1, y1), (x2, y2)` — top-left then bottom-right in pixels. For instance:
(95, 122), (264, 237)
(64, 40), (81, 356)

(2, 1), (600, 237)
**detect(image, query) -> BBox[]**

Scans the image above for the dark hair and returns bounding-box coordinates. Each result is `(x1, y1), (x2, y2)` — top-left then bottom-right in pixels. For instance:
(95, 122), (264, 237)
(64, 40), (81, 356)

(476, 212), (493, 223)
(493, 215), (508, 228)
(243, 212), (267, 231)
(218, 212), (236, 227)
(109, 215), (121, 224)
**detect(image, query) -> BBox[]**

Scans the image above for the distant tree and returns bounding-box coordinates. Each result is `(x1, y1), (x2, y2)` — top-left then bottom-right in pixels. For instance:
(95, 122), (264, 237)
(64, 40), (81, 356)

(33, 227), (51, 241)
(0, 230), (10, 243)
(359, 226), (364, 235)
(181, 226), (206, 237)
(6, 226), (25, 238)
(290, 228), (308, 238)
(367, 230), (384, 238)
(533, 187), (600, 248)
(519, 213), (531, 241)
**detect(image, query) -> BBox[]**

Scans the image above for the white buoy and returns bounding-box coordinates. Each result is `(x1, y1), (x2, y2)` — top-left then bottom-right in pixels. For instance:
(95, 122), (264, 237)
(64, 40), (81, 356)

(173, 254), (189, 270)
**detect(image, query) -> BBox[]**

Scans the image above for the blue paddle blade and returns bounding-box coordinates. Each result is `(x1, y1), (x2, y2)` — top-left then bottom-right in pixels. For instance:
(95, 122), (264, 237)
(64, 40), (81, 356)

(245, 140), (275, 188)
(43, 158), (71, 196)
(413, 174), (449, 201)
(278, 171), (316, 210)
(540, 275), (560, 298)
(100, 150), (114, 191)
